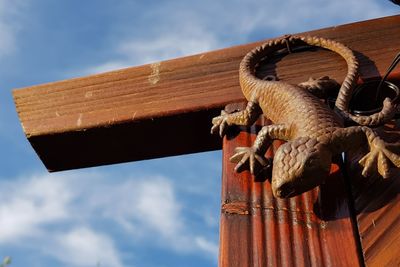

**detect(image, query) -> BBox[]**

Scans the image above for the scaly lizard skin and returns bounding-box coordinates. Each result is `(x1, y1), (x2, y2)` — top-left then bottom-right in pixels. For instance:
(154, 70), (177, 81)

(211, 35), (400, 198)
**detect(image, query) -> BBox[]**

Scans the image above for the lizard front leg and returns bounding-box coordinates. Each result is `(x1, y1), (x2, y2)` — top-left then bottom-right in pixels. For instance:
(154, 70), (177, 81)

(230, 124), (291, 175)
(211, 101), (262, 137)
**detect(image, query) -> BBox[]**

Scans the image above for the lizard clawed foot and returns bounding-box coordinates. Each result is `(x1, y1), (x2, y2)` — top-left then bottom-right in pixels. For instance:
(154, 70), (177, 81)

(359, 139), (400, 178)
(211, 110), (231, 137)
(230, 146), (270, 175)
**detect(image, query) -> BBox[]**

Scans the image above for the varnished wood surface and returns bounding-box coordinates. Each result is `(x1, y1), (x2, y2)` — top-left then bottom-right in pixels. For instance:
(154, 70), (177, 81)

(347, 118), (400, 267)
(13, 15), (400, 171)
(219, 107), (361, 267)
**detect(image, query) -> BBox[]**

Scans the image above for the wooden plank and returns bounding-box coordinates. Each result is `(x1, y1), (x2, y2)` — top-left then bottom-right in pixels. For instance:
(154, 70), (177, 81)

(346, 89), (400, 267)
(13, 15), (400, 171)
(219, 105), (362, 267)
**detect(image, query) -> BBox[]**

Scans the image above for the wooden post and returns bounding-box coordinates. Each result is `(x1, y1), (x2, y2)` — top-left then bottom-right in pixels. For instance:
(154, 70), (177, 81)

(219, 104), (361, 267)
(346, 119), (400, 267)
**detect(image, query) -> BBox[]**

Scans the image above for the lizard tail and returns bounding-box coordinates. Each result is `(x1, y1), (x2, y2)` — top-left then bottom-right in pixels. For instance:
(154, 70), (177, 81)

(298, 36), (359, 112)
(348, 98), (397, 127)
(239, 35), (359, 110)
(240, 35), (397, 126)
(306, 36), (397, 126)
(305, 37), (397, 126)
(239, 37), (289, 100)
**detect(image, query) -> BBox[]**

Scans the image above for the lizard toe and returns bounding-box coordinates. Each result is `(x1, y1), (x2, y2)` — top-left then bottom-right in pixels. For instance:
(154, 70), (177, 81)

(359, 143), (400, 178)
(359, 151), (378, 177)
(230, 147), (268, 175)
(377, 151), (391, 178)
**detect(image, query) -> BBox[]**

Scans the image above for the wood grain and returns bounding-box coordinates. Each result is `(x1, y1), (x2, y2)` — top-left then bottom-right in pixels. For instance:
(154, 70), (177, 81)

(13, 15), (400, 171)
(346, 116), (400, 267)
(219, 106), (361, 267)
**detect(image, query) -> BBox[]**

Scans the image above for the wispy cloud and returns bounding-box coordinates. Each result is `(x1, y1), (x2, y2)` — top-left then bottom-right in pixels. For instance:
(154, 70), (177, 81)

(0, 171), (218, 266)
(82, 0), (398, 75)
(0, 173), (121, 267)
(0, 174), (71, 243)
(0, 0), (27, 58)
(50, 227), (122, 267)
(87, 176), (184, 238)
(194, 236), (219, 259)
(85, 29), (218, 74)
(86, 175), (218, 257)
(216, 0), (397, 35)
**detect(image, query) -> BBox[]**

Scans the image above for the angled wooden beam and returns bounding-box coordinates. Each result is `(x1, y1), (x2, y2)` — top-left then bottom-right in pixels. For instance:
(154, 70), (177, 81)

(13, 15), (400, 171)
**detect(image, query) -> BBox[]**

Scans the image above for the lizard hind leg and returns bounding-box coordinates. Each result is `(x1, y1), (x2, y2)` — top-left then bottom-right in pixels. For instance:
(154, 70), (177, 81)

(298, 76), (340, 99)
(359, 128), (400, 178)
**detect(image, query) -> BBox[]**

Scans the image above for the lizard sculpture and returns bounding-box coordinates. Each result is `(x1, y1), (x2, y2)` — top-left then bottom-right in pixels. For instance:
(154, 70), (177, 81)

(211, 35), (400, 198)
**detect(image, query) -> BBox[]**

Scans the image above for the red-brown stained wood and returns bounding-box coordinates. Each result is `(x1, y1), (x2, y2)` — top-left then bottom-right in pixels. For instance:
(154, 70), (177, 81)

(219, 107), (361, 267)
(346, 78), (400, 267)
(13, 15), (400, 171)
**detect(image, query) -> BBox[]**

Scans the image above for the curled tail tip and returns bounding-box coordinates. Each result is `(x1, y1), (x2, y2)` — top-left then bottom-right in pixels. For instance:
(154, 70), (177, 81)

(383, 97), (394, 107)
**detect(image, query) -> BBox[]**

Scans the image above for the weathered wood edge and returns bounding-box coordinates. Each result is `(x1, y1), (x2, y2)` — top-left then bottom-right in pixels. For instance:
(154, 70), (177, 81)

(13, 15), (400, 171)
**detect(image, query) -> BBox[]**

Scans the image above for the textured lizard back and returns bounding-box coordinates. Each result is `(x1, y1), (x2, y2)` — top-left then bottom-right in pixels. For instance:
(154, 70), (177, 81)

(238, 36), (354, 138)
(255, 81), (343, 138)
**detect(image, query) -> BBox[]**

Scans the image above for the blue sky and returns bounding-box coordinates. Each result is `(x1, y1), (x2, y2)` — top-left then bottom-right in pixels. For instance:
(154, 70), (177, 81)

(0, 1), (398, 266)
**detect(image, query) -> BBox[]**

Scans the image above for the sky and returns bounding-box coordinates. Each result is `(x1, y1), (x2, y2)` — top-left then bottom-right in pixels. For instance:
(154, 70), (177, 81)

(0, 1), (398, 266)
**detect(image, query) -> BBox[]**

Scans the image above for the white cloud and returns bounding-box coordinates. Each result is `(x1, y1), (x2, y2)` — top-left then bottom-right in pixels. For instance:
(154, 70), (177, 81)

(132, 178), (183, 237)
(85, 30), (218, 74)
(117, 33), (218, 64)
(194, 236), (219, 260)
(0, 173), (123, 267)
(87, 176), (183, 238)
(0, 23), (14, 56)
(87, 61), (133, 75)
(237, 0), (397, 33)
(87, 175), (218, 256)
(83, 0), (397, 75)
(0, 171), (218, 265)
(0, 174), (71, 243)
(0, 0), (27, 58)
(51, 227), (122, 267)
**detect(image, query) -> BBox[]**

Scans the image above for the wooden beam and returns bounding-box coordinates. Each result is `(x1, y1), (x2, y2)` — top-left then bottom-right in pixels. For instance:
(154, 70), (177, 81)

(13, 15), (400, 171)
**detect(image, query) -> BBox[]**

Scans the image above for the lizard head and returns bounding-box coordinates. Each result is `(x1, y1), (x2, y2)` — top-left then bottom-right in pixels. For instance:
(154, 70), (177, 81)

(271, 137), (332, 198)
